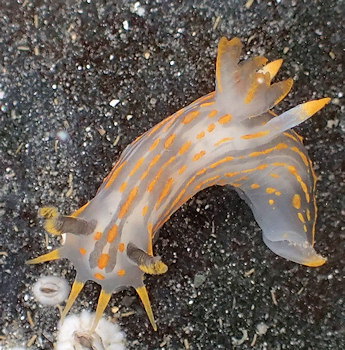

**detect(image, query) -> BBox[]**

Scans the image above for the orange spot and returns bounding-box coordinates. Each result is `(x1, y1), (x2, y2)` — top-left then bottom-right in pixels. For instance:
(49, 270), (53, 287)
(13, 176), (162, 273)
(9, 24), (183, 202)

(218, 114), (232, 124)
(182, 110), (200, 124)
(266, 187), (277, 194)
(207, 123), (216, 132)
(231, 183), (241, 187)
(140, 154), (161, 180)
(193, 150), (206, 161)
(94, 273), (105, 280)
(129, 157), (144, 176)
(98, 254), (110, 269)
(270, 173), (280, 178)
(241, 131), (270, 140)
(79, 248), (87, 255)
(178, 141), (192, 155)
(269, 199), (275, 205)
(119, 182), (127, 192)
(306, 209), (311, 221)
(164, 134), (176, 149)
(119, 187), (139, 218)
(251, 184), (260, 189)
(297, 212), (306, 224)
(117, 269), (126, 277)
(142, 205), (149, 216)
(118, 243), (125, 252)
(208, 110), (218, 118)
(275, 191), (282, 196)
(214, 137), (234, 146)
(107, 225), (118, 243)
(149, 138), (160, 151)
(196, 131), (205, 139)
(156, 177), (175, 209)
(178, 165), (187, 174)
(249, 143), (288, 157)
(94, 231), (102, 240)
(303, 225), (308, 233)
(210, 156), (234, 169)
(105, 161), (127, 189)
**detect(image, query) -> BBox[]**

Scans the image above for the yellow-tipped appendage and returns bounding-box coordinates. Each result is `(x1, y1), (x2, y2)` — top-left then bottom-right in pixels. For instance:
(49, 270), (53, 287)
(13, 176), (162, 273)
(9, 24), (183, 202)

(302, 98), (331, 117)
(261, 59), (283, 81)
(26, 249), (60, 264)
(91, 289), (112, 332)
(136, 285), (157, 331)
(61, 280), (85, 322)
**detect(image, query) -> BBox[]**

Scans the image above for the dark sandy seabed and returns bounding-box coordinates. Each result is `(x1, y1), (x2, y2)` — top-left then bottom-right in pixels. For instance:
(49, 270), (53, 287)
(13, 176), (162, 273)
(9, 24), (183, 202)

(0, 0), (344, 349)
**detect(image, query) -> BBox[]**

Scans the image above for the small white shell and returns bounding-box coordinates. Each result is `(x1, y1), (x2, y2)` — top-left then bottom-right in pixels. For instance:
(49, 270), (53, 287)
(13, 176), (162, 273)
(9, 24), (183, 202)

(32, 276), (70, 306)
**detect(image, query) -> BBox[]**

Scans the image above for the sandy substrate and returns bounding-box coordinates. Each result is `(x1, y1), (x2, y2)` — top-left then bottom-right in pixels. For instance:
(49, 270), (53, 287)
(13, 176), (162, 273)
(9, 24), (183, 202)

(0, 1), (344, 349)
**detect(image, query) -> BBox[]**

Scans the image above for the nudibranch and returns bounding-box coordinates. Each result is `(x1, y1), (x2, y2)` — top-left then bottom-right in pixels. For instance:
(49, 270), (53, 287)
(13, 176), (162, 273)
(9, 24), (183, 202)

(27, 37), (330, 331)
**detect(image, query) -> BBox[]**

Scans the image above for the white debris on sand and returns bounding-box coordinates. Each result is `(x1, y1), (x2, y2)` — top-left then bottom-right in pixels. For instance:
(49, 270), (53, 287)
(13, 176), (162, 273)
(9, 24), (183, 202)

(56, 310), (126, 350)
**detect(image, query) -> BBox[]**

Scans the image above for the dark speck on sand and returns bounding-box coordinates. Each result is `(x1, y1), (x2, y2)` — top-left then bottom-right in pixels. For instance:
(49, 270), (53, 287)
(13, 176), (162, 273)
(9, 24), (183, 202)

(0, 0), (344, 349)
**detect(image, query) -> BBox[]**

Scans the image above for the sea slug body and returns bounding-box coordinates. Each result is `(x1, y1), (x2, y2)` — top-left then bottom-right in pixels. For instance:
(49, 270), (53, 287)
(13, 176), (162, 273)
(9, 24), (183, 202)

(28, 37), (330, 331)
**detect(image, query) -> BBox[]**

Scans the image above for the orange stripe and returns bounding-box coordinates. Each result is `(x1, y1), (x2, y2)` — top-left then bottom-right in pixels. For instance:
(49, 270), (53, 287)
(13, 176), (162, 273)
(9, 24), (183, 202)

(178, 141), (192, 155)
(208, 110), (218, 118)
(164, 134), (176, 149)
(148, 114), (174, 136)
(105, 161), (127, 189)
(142, 205), (149, 216)
(119, 182), (127, 192)
(148, 156), (176, 192)
(290, 146), (309, 167)
(178, 165), (187, 174)
(98, 254), (110, 269)
(196, 131), (205, 139)
(156, 177), (175, 209)
(70, 201), (90, 217)
(140, 154), (161, 180)
(119, 187), (139, 218)
(182, 110), (200, 124)
(292, 194), (301, 209)
(241, 131), (269, 140)
(297, 212), (306, 223)
(129, 157), (144, 176)
(147, 222), (153, 256)
(209, 156), (234, 169)
(193, 150), (206, 161)
(149, 138), (160, 151)
(195, 176), (220, 190)
(218, 114), (232, 124)
(107, 225), (118, 243)
(214, 137), (234, 146)
(207, 123), (216, 132)
(249, 143), (288, 157)
(251, 184), (260, 189)
(200, 101), (215, 107)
